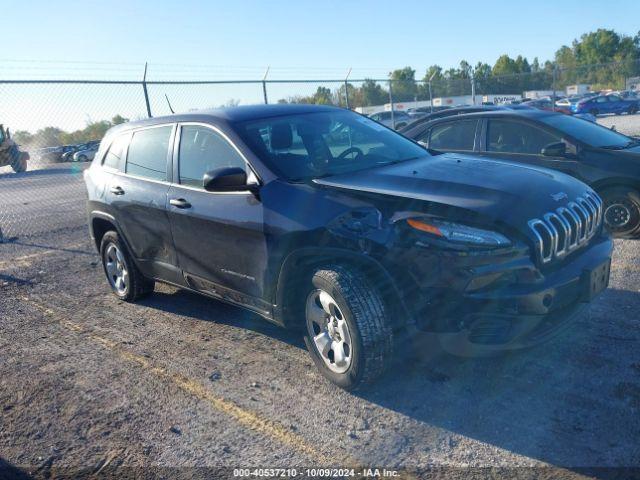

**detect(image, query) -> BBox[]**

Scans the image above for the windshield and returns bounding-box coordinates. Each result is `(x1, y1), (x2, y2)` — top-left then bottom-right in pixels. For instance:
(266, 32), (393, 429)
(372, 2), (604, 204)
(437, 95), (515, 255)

(539, 114), (634, 148)
(234, 110), (429, 180)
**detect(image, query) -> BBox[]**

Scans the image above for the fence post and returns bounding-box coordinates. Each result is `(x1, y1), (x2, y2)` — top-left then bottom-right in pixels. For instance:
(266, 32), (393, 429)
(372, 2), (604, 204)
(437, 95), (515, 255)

(262, 66), (270, 105)
(552, 65), (558, 109)
(344, 68), (352, 109)
(471, 71), (476, 105)
(142, 62), (152, 118)
(388, 81), (395, 129)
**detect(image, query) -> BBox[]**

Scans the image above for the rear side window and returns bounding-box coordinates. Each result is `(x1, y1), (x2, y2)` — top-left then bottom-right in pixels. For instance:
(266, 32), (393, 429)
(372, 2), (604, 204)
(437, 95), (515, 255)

(102, 134), (129, 171)
(126, 126), (172, 181)
(429, 119), (478, 151)
(178, 125), (246, 188)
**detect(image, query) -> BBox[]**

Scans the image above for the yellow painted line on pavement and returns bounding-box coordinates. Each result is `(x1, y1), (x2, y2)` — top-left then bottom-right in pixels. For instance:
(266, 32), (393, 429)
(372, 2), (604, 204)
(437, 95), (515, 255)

(21, 295), (343, 466)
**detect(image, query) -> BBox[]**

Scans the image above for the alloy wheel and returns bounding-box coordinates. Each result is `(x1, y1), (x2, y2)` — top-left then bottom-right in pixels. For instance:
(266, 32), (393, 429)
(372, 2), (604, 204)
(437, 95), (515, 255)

(305, 289), (353, 374)
(104, 243), (129, 295)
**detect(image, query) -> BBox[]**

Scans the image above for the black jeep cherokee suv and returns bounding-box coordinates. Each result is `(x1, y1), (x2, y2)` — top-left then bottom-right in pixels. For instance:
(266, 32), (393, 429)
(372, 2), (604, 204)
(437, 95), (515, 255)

(85, 104), (613, 390)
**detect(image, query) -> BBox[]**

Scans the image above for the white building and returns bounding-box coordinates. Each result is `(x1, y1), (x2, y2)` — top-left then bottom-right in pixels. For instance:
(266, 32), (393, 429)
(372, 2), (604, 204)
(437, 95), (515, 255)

(523, 90), (556, 99)
(566, 84), (591, 96)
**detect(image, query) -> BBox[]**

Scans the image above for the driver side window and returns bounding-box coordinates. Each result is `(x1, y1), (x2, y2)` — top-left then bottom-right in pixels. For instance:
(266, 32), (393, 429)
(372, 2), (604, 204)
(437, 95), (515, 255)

(487, 119), (561, 155)
(178, 125), (246, 188)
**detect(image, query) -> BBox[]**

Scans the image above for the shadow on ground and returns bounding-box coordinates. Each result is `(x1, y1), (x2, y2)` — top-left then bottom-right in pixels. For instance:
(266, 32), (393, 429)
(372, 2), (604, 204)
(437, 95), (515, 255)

(140, 286), (640, 475)
(0, 458), (32, 479)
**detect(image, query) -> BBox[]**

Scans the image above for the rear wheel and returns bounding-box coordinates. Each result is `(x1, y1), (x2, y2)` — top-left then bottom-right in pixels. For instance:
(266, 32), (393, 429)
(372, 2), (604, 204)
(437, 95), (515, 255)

(11, 155), (27, 173)
(304, 265), (393, 390)
(600, 187), (640, 239)
(100, 231), (154, 301)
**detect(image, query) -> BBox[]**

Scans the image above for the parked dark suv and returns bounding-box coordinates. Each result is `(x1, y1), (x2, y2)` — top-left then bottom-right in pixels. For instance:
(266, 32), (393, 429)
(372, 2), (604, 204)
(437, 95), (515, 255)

(401, 109), (640, 238)
(85, 104), (612, 390)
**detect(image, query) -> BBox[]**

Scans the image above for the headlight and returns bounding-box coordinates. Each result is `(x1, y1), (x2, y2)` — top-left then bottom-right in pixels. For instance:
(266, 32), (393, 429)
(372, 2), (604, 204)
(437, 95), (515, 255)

(406, 218), (511, 247)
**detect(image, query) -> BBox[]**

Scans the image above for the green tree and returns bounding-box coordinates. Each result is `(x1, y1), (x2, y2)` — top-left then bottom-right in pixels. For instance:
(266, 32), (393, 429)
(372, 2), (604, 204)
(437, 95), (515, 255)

(389, 67), (417, 102)
(360, 79), (388, 106)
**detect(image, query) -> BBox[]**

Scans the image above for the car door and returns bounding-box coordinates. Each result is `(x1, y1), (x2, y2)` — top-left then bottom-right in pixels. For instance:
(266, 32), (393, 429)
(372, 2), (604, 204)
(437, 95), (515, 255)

(594, 95), (611, 114)
(479, 117), (584, 181)
(166, 123), (268, 311)
(607, 95), (624, 114)
(106, 124), (181, 283)
(422, 118), (480, 153)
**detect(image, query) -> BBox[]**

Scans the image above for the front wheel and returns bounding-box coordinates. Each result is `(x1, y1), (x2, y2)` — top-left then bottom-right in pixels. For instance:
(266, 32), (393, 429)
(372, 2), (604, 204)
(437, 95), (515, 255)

(628, 105), (638, 115)
(600, 187), (640, 239)
(100, 231), (154, 301)
(590, 108), (599, 116)
(76, 155), (87, 163)
(304, 265), (393, 390)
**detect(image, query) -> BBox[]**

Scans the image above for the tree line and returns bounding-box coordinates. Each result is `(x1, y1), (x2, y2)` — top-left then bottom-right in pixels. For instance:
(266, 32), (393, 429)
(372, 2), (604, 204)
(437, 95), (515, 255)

(278, 29), (640, 106)
(13, 115), (129, 150)
(11, 28), (640, 148)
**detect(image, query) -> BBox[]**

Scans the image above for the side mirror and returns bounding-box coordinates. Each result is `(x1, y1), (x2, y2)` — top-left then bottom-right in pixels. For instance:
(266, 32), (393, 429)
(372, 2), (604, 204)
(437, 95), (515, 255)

(541, 142), (566, 157)
(203, 167), (249, 192)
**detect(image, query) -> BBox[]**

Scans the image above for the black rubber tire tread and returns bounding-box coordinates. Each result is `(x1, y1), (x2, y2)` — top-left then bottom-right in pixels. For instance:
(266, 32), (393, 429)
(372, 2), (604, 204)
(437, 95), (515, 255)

(100, 230), (154, 302)
(11, 157), (27, 173)
(310, 265), (393, 389)
(600, 186), (640, 239)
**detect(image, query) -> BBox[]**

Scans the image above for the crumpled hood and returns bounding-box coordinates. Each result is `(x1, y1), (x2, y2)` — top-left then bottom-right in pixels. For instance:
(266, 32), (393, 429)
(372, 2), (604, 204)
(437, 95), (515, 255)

(314, 153), (595, 234)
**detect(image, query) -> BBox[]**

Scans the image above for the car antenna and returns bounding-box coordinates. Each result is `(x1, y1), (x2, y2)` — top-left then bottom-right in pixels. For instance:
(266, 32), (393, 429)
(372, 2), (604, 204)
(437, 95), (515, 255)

(165, 94), (175, 114)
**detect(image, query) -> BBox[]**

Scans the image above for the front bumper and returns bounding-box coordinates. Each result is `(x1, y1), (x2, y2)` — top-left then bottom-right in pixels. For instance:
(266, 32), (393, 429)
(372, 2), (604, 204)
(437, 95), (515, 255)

(400, 235), (613, 356)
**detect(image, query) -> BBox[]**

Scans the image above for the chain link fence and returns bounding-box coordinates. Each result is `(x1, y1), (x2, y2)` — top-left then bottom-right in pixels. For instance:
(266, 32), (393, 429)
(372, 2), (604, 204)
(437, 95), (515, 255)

(1, 60), (640, 242)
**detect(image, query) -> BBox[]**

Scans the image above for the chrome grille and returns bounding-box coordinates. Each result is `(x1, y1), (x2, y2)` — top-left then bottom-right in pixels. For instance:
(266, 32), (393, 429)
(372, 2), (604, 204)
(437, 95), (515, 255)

(528, 192), (603, 264)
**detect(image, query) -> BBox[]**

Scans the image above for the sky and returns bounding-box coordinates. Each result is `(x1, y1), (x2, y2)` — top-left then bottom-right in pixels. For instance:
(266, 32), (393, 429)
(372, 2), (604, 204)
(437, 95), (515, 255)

(2, 0), (640, 132)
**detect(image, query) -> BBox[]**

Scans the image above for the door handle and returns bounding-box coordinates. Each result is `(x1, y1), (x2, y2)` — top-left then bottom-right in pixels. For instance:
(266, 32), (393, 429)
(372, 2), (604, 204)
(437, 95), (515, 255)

(110, 186), (125, 195)
(169, 198), (191, 209)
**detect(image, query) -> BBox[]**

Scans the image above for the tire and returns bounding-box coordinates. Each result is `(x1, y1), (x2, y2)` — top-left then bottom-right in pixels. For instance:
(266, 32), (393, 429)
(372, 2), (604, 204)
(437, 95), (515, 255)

(628, 105), (638, 115)
(303, 265), (393, 390)
(99, 230), (154, 301)
(76, 155), (87, 163)
(590, 108), (599, 116)
(11, 156), (27, 173)
(600, 187), (640, 239)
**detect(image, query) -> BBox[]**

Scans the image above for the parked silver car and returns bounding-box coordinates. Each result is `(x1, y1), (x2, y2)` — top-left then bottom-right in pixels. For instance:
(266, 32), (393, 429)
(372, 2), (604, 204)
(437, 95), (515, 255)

(368, 110), (412, 129)
(72, 143), (100, 162)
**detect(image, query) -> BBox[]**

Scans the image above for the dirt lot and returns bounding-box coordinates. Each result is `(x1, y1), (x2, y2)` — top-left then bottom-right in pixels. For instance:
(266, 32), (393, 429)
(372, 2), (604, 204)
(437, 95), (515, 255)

(0, 162), (639, 479)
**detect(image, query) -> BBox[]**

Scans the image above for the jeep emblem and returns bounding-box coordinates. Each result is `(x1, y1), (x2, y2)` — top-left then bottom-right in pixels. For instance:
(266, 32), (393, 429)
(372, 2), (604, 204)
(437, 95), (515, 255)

(551, 192), (568, 201)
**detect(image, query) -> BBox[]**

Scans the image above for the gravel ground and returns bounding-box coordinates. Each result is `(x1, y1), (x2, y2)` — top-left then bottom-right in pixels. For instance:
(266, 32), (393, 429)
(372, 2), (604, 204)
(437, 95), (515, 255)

(1, 168), (640, 479)
(596, 112), (640, 137)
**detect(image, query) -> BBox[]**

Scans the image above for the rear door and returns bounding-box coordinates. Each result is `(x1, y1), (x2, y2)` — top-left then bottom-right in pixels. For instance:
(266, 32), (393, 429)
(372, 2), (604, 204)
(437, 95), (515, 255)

(606, 94), (625, 114)
(106, 124), (180, 283)
(166, 123), (268, 312)
(478, 117), (584, 181)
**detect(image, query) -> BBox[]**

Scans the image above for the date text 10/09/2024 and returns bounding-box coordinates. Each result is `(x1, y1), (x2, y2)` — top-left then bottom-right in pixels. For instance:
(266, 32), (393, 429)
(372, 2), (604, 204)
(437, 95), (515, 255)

(233, 468), (400, 477)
